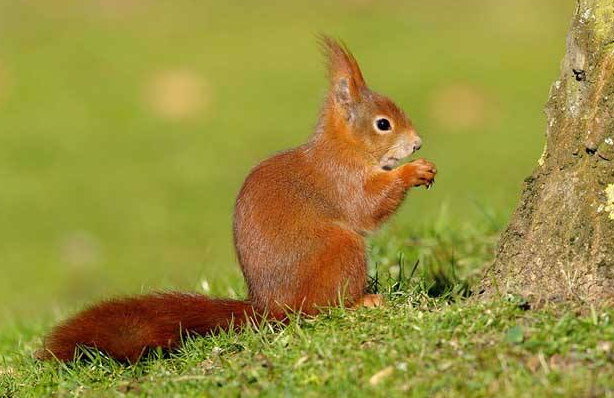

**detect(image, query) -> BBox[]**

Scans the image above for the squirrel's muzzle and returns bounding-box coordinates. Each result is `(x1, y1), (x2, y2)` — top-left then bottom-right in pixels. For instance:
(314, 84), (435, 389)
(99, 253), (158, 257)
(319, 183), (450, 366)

(412, 136), (423, 152)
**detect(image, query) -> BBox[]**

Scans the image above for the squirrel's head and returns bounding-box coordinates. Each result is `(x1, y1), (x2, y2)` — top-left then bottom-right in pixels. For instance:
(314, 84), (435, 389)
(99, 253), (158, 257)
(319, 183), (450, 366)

(319, 36), (422, 170)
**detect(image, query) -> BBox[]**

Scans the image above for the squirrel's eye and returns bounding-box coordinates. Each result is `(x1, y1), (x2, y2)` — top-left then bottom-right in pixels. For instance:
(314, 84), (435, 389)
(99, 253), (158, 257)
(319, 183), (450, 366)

(376, 118), (392, 131)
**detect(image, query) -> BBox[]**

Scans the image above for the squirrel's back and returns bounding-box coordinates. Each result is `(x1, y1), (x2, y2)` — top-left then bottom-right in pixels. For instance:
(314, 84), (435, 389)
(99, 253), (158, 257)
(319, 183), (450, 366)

(233, 144), (355, 311)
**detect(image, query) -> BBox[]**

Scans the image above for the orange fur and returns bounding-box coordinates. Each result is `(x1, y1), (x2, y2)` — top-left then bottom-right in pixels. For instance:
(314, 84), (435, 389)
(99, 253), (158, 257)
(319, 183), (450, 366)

(40, 36), (437, 362)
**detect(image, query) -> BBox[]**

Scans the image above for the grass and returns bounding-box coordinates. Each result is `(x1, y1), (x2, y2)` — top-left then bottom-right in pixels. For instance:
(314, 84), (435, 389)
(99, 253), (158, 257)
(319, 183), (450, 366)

(3, 220), (614, 397)
(6, 300), (614, 398)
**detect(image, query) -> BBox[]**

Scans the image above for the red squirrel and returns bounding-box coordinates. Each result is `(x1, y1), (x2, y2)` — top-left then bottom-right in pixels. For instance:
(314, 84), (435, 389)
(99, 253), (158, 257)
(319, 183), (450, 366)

(39, 37), (437, 362)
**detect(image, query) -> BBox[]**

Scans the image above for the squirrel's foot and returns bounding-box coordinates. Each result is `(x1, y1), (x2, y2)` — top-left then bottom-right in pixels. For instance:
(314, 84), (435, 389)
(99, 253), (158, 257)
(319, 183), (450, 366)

(352, 294), (385, 309)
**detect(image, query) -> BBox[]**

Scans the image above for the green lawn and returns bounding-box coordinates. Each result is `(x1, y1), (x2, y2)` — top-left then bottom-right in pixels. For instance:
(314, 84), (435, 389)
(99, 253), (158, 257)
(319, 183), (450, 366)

(3, 224), (614, 397)
(3, 1), (605, 397)
(5, 302), (614, 397)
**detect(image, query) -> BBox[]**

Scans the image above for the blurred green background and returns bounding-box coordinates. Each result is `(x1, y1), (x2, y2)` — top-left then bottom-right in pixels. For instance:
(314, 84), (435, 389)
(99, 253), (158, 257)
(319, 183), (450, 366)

(0, 0), (573, 321)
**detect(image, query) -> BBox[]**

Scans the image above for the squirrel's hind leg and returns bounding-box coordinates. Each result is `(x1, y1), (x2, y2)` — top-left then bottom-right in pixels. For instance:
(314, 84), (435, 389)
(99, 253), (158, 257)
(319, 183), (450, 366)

(352, 294), (385, 309)
(286, 227), (367, 314)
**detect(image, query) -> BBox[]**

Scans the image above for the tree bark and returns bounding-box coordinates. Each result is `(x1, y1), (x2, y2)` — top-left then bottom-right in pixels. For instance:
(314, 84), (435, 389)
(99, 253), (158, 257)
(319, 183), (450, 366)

(482, 0), (614, 305)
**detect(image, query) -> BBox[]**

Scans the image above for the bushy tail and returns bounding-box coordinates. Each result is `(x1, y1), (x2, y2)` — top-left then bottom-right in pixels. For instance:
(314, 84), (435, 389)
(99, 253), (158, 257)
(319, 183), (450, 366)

(37, 292), (255, 363)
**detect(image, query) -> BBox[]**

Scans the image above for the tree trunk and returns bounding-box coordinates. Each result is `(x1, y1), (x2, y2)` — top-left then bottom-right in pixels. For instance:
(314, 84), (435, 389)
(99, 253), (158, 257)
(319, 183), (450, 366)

(482, 0), (614, 305)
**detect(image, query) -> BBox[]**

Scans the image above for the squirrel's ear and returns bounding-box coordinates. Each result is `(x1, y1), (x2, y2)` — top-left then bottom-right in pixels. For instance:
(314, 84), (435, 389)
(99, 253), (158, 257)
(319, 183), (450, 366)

(319, 35), (366, 111)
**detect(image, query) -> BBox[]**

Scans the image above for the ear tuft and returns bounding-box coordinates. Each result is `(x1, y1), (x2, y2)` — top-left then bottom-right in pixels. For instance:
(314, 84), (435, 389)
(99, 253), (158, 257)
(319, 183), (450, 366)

(318, 34), (366, 104)
(318, 35), (366, 87)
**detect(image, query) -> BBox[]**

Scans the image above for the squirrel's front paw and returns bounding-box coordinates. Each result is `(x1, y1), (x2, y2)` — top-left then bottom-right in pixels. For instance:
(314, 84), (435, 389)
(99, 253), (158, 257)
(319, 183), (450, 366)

(401, 159), (437, 188)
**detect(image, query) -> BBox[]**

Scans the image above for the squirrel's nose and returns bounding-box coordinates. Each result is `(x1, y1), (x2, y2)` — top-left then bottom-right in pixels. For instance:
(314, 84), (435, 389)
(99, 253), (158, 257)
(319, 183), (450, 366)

(412, 137), (423, 152)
